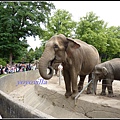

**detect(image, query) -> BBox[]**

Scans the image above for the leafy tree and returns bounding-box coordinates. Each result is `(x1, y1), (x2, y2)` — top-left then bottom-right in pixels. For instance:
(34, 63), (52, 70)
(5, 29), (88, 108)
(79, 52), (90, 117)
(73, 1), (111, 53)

(103, 26), (120, 61)
(75, 12), (108, 61)
(0, 58), (7, 66)
(34, 47), (43, 60)
(14, 46), (28, 63)
(0, 1), (55, 65)
(42, 9), (76, 42)
(26, 48), (35, 63)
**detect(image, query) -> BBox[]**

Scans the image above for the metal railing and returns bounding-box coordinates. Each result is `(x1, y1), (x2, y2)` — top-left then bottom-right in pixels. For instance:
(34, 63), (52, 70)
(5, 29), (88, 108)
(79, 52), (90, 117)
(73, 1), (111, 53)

(74, 80), (93, 106)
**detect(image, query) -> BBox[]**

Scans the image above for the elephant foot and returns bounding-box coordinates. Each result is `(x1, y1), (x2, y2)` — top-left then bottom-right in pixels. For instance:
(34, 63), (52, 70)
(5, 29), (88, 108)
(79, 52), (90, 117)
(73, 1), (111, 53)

(86, 83), (93, 94)
(86, 89), (93, 94)
(65, 92), (72, 98)
(107, 93), (114, 97)
(100, 92), (106, 96)
(71, 92), (78, 100)
(86, 86), (93, 94)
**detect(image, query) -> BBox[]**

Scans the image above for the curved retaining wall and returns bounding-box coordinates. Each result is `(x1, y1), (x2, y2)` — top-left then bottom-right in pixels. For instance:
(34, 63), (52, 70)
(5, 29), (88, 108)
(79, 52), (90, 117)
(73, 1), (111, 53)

(0, 70), (53, 118)
(1, 70), (120, 118)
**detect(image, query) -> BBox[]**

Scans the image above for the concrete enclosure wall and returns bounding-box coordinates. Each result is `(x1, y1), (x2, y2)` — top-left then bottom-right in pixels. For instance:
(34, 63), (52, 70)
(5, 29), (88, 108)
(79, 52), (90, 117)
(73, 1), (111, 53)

(0, 70), (40, 94)
(0, 70), (53, 118)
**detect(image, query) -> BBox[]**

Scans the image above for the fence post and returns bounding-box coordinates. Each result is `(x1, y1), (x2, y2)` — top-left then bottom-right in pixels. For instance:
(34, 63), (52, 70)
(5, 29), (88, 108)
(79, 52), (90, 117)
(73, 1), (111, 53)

(58, 63), (63, 86)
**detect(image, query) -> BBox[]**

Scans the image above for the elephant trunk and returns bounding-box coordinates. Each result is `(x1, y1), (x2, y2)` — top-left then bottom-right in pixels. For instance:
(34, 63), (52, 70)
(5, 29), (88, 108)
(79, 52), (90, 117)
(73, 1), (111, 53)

(93, 79), (98, 95)
(39, 48), (55, 80)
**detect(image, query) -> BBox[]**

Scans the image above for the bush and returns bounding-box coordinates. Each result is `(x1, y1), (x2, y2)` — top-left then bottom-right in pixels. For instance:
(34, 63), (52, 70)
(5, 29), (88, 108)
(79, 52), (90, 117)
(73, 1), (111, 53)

(0, 58), (7, 66)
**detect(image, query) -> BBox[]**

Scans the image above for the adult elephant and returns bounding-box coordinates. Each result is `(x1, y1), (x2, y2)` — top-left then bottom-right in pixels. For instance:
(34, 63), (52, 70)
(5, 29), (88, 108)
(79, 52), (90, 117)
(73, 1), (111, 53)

(39, 34), (100, 99)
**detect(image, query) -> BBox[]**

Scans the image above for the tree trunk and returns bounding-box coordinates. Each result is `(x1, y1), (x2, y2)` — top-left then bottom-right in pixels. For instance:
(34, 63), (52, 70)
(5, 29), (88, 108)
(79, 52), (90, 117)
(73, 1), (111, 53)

(9, 52), (13, 66)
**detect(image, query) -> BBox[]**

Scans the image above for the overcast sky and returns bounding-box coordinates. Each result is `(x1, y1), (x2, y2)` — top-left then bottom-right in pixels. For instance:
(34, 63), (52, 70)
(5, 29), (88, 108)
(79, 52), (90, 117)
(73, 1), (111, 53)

(27, 1), (120, 50)
(52, 1), (120, 27)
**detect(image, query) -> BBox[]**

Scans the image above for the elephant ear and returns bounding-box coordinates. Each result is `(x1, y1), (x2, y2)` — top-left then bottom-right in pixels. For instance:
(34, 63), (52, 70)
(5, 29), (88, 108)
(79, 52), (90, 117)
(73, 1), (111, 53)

(66, 37), (80, 49)
(102, 67), (108, 76)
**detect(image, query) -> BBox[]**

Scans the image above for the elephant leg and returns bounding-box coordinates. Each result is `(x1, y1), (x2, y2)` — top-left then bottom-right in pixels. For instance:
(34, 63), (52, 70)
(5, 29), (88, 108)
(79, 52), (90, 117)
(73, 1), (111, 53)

(86, 73), (93, 94)
(106, 80), (114, 97)
(78, 75), (86, 92)
(100, 79), (107, 96)
(63, 70), (72, 98)
(71, 73), (78, 99)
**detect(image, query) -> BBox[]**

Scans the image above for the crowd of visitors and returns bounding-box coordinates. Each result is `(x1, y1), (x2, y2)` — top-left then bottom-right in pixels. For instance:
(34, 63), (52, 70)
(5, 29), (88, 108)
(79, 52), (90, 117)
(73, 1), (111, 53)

(0, 62), (37, 75)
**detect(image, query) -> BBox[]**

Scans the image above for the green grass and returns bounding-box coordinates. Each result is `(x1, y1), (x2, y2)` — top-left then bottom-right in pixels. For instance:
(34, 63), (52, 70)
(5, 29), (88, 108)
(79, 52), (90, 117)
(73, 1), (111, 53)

(0, 74), (8, 78)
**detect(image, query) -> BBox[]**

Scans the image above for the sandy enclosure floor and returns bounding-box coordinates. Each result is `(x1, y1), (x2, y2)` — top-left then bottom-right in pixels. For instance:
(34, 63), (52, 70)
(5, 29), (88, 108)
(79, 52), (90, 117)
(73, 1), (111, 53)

(49, 75), (120, 100)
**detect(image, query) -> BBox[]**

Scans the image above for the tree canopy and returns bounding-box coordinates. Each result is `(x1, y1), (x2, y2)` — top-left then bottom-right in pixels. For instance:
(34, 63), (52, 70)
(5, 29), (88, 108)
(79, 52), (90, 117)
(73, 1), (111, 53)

(41, 9), (76, 42)
(0, 2), (119, 65)
(0, 1), (55, 65)
(75, 12), (120, 61)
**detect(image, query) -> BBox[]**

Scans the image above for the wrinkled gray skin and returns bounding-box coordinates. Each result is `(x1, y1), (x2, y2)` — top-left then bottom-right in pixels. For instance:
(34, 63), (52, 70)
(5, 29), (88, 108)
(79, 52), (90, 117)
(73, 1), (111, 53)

(52, 62), (60, 75)
(92, 58), (120, 97)
(39, 34), (100, 99)
(36, 60), (60, 75)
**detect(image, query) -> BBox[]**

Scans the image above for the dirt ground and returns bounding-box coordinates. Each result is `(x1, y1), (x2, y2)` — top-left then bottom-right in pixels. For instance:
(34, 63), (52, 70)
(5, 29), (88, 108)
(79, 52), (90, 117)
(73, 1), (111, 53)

(94, 80), (120, 100)
(51, 74), (120, 100)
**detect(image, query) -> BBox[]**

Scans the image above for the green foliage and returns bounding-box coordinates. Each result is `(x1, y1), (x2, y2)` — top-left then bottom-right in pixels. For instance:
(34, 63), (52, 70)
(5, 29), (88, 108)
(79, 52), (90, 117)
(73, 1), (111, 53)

(75, 12), (108, 54)
(0, 1), (55, 64)
(0, 58), (7, 66)
(42, 9), (76, 42)
(75, 11), (120, 61)
(0, 74), (8, 78)
(14, 46), (28, 63)
(0, 1), (119, 63)
(34, 47), (44, 60)
(102, 26), (120, 61)
(26, 48), (35, 63)
(24, 45), (45, 63)
(40, 11), (120, 62)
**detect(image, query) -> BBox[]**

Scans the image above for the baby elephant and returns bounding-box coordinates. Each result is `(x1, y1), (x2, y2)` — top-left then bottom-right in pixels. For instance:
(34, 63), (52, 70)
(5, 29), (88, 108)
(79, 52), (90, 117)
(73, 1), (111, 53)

(92, 58), (120, 97)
